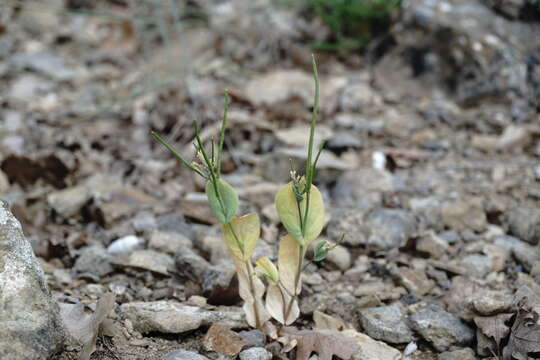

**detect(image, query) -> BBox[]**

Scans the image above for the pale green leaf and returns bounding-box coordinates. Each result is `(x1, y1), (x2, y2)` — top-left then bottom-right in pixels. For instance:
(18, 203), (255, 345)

(222, 213), (260, 260)
(275, 182), (325, 246)
(206, 178), (238, 224)
(255, 257), (279, 284)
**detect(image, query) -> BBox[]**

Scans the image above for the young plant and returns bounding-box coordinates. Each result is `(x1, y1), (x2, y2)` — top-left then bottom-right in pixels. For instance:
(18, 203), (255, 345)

(152, 56), (332, 330)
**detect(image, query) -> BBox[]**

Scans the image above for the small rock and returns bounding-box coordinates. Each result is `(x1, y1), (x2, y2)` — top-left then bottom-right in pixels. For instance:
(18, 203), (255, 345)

(416, 231), (448, 258)
(326, 244), (352, 271)
(239, 347), (272, 360)
(132, 213), (157, 232)
(505, 206), (540, 245)
(438, 347), (477, 360)
(161, 350), (210, 360)
(458, 254), (492, 278)
(358, 304), (414, 344)
(410, 197), (444, 231)
(175, 247), (236, 304)
(313, 311), (347, 331)
(74, 246), (114, 280)
(409, 304), (474, 351)
(493, 235), (540, 271)
(327, 208), (369, 246)
(471, 290), (513, 315)
(119, 301), (244, 334)
(204, 324), (245, 356)
(47, 185), (91, 217)
(332, 168), (394, 209)
(238, 330), (266, 348)
(107, 235), (144, 255)
(149, 231), (192, 254)
(9, 74), (53, 102)
(353, 281), (388, 297)
(0, 170), (9, 193)
(10, 51), (76, 81)
(365, 208), (417, 250)
(398, 267), (435, 296)
(0, 201), (65, 359)
(441, 198), (486, 232)
(122, 250), (173, 275)
(342, 330), (402, 360)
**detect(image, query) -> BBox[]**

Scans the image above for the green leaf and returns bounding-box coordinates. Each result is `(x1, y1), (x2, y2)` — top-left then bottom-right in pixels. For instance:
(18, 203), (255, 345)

(313, 240), (328, 262)
(206, 178), (238, 224)
(222, 213), (260, 260)
(255, 256), (279, 284)
(275, 182), (325, 246)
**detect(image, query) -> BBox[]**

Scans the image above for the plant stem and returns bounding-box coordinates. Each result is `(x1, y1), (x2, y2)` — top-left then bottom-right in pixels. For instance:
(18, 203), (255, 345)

(283, 244), (304, 324)
(151, 131), (207, 178)
(246, 261), (262, 329)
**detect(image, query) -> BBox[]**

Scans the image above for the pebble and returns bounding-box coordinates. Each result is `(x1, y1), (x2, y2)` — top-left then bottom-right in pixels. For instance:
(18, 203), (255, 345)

(107, 235), (144, 255)
(119, 301), (244, 334)
(409, 304), (474, 351)
(74, 246), (114, 280)
(365, 208), (417, 250)
(438, 348), (477, 360)
(471, 290), (513, 315)
(161, 350), (210, 360)
(342, 330), (402, 360)
(118, 250), (173, 275)
(325, 244), (352, 271)
(238, 330), (266, 348)
(505, 206), (540, 245)
(203, 324), (245, 356)
(398, 267), (435, 296)
(239, 347), (272, 360)
(149, 231), (192, 255)
(441, 198), (487, 232)
(458, 254), (492, 278)
(416, 231), (448, 258)
(358, 304), (414, 344)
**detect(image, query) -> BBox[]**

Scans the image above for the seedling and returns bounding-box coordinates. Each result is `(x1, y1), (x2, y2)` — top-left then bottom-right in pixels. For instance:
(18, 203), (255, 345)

(152, 56), (334, 329)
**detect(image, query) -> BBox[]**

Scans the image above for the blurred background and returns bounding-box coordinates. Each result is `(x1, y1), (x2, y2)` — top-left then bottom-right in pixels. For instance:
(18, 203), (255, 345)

(1, 0), (540, 358)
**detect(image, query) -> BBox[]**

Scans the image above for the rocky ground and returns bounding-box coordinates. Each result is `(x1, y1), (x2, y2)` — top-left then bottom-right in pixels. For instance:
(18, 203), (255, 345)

(1, 0), (540, 359)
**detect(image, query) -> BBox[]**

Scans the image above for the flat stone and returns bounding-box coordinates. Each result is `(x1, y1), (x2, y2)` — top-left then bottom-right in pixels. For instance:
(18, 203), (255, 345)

(410, 304), (474, 351)
(0, 201), (65, 359)
(342, 330), (402, 360)
(161, 350), (210, 360)
(10, 51), (76, 81)
(416, 231), (448, 258)
(493, 235), (540, 271)
(458, 254), (492, 278)
(438, 348), (477, 360)
(398, 267), (435, 296)
(365, 208), (417, 250)
(359, 304), (414, 344)
(441, 198), (486, 232)
(149, 231), (192, 255)
(204, 324), (245, 356)
(74, 246), (114, 281)
(239, 347), (272, 360)
(471, 290), (513, 315)
(238, 330), (266, 348)
(325, 244), (352, 271)
(119, 301), (245, 334)
(505, 206), (540, 245)
(117, 250), (173, 275)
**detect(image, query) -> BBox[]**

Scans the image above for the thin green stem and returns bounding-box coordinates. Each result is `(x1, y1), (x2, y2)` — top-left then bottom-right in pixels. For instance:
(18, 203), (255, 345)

(217, 91), (230, 175)
(151, 131), (207, 178)
(301, 55), (320, 236)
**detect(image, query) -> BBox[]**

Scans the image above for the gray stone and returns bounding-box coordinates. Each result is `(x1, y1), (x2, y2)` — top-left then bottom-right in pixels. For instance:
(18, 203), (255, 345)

(119, 301), (244, 334)
(332, 168), (393, 209)
(358, 304), (414, 344)
(9, 74), (54, 102)
(493, 235), (540, 271)
(238, 330), (266, 348)
(74, 245), (114, 280)
(438, 348), (477, 360)
(10, 51), (76, 81)
(149, 231), (192, 255)
(506, 206), (540, 244)
(325, 244), (352, 271)
(441, 198), (486, 232)
(410, 197), (444, 232)
(458, 254), (492, 278)
(409, 304), (474, 351)
(0, 201), (65, 359)
(327, 208), (369, 246)
(365, 208), (417, 250)
(118, 250), (173, 275)
(471, 290), (513, 315)
(161, 350), (210, 360)
(47, 184), (91, 217)
(174, 246), (235, 302)
(416, 231), (448, 258)
(239, 347), (272, 360)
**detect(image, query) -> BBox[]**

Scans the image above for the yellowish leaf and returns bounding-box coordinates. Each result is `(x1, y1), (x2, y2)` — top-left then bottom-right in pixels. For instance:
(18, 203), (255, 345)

(278, 234), (302, 296)
(255, 257), (279, 284)
(222, 213), (260, 260)
(275, 182), (325, 246)
(265, 283), (299, 325)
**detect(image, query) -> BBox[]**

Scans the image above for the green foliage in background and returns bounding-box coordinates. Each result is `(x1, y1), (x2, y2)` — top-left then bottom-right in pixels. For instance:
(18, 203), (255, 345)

(306, 0), (400, 52)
